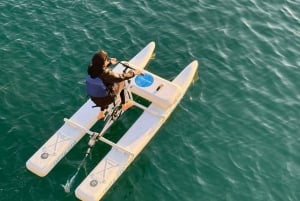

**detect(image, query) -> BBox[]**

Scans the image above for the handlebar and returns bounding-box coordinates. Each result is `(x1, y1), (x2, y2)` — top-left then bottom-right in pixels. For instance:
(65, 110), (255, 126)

(119, 61), (144, 76)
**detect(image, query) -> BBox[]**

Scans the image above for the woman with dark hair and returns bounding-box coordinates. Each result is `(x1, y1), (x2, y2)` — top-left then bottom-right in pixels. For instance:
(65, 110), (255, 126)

(86, 50), (142, 120)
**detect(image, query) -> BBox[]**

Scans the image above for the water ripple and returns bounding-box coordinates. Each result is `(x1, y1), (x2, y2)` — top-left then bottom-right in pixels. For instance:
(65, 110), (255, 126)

(1, 0), (300, 201)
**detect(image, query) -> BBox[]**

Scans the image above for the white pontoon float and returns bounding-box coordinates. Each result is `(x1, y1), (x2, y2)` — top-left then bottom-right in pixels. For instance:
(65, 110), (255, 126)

(26, 42), (198, 201)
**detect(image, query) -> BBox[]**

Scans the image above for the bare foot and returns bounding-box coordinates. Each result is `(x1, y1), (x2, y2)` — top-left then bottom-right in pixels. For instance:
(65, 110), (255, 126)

(97, 111), (105, 120)
(122, 101), (135, 111)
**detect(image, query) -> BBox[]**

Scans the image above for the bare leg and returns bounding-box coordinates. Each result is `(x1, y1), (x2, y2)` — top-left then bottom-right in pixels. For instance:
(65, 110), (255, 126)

(122, 100), (134, 111)
(97, 107), (107, 120)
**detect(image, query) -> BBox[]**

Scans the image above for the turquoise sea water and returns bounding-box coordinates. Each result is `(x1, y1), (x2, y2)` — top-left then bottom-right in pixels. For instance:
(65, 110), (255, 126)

(1, 0), (300, 200)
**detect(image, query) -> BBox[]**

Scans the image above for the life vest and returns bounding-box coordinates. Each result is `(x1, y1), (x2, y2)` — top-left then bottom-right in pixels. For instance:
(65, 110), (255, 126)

(86, 75), (107, 97)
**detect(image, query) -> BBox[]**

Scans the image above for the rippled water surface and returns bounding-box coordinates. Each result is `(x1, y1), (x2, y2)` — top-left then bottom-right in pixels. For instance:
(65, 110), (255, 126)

(1, 0), (300, 200)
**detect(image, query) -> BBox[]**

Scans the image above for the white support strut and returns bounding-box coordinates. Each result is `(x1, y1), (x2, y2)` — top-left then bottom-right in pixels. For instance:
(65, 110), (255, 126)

(133, 101), (166, 118)
(64, 118), (134, 156)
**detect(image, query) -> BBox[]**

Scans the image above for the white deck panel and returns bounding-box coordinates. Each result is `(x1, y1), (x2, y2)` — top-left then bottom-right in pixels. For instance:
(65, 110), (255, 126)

(131, 70), (181, 108)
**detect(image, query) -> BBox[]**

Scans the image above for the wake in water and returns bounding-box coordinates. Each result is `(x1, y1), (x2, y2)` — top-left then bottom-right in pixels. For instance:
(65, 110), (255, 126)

(61, 156), (88, 193)
(61, 170), (79, 193)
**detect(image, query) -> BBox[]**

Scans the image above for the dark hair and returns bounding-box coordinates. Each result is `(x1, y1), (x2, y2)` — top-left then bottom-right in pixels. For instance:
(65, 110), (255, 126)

(88, 50), (108, 78)
(92, 50), (107, 68)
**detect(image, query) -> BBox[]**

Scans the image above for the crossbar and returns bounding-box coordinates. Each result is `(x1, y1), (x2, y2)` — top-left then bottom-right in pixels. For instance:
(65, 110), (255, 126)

(133, 101), (166, 119)
(63, 118), (134, 156)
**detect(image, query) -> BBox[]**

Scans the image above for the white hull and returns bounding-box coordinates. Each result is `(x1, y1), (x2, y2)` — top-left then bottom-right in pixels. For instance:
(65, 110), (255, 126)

(26, 42), (156, 177)
(75, 60), (198, 201)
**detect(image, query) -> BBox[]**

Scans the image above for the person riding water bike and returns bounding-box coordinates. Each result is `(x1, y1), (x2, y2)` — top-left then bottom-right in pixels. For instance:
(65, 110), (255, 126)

(86, 50), (142, 120)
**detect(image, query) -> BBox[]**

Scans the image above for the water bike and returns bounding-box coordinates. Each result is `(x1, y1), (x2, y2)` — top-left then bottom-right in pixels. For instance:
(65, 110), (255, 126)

(26, 41), (198, 201)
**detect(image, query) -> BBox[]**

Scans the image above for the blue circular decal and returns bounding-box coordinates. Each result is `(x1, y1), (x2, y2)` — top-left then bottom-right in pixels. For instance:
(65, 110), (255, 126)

(135, 73), (154, 87)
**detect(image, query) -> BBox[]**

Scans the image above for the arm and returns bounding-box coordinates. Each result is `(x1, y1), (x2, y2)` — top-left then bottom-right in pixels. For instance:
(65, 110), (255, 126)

(101, 58), (142, 84)
(105, 69), (135, 83)
(101, 68), (142, 84)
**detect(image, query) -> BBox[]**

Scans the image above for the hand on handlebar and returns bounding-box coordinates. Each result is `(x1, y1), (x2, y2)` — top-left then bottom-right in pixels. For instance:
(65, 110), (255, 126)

(133, 69), (143, 75)
(110, 58), (118, 65)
